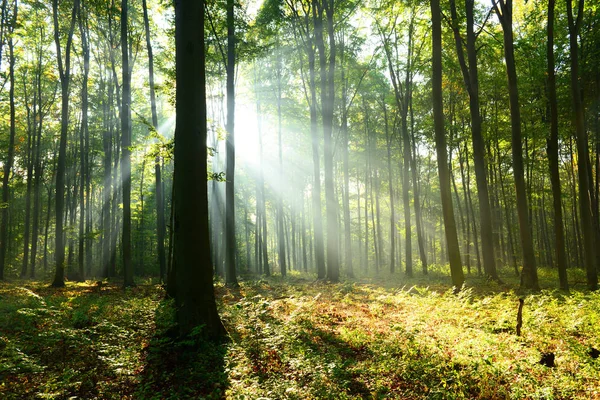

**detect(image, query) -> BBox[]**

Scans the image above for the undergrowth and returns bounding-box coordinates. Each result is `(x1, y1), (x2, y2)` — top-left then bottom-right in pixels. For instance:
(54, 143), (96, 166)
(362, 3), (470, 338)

(1, 269), (599, 399)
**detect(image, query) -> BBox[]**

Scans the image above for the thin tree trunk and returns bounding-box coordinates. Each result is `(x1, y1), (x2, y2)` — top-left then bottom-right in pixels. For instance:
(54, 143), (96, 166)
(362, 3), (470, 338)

(142, 0), (166, 282)
(52, 0), (78, 288)
(306, 9), (325, 279)
(449, 0), (499, 281)
(383, 99), (396, 273)
(121, 0), (134, 287)
(224, 0), (238, 286)
(494, 0), (539, 290)
(410, 91), (428, 274)
(276, 48), (287, 278)
(566, 0), (597, 290)
(314, 0), (339, 282)
(0, 1), (15, 280)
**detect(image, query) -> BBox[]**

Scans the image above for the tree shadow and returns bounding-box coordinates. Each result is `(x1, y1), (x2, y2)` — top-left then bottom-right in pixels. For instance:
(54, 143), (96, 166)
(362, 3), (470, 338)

(135, 301), (229, 399)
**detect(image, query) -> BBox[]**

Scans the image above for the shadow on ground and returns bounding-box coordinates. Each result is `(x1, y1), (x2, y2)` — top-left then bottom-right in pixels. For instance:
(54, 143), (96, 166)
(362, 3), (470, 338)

(136, 300), (229, 399)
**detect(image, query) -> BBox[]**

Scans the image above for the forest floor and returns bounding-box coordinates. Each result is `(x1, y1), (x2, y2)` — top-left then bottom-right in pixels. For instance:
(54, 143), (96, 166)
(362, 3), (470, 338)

(1, 266), (600, 399)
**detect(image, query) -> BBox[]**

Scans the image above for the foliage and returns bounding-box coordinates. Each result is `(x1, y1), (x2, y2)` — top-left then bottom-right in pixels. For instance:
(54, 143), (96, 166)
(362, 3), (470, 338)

(2, 274), (600, 399)
(0, 281), (161, 399)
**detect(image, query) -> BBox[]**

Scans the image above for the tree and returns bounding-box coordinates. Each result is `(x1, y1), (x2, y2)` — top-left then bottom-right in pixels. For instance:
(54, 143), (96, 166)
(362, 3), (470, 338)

(493, 0), (539, 291)
(77, 0), (90, 282)
(313, 0), (339, 282)
(431, 0), (464, 289)
(448, 0), (499, 281)
(546, 0), (568, 290)
(52, 0), (79, 288)
(142, 0), (167, 282)
(225, 0), (239, 286)
(121, 0), (134, 288)
(0, 0), (16, 281)
(174, 0), (226, 339)
(566, 0), (597, 290)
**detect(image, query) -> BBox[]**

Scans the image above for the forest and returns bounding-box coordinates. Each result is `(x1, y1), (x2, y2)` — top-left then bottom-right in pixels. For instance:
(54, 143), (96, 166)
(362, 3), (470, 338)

(0, 0), (600, 397)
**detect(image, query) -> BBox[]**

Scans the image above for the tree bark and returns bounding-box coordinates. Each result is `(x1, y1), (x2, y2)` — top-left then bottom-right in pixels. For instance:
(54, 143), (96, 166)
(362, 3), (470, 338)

(494, 0), (539, 290)
(449, 0), (499, 281)
(121, 0), (134, 287)
(225, 0), (238, 286)
(547, 0), (569, 290)
(174, 0), (225, 339)
(566, 0), (597, 290)
(0, 0), (15, 280)
(431, 0), (464, 288)
(314, 0), (339, 282)
(383, 99), (396, 274)
(142, 0), (167, 282)
(52, 0), (78, 288)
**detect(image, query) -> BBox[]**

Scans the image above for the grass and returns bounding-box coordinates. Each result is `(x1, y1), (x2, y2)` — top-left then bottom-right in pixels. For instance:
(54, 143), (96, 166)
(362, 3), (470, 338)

(1, 267), (600, 399)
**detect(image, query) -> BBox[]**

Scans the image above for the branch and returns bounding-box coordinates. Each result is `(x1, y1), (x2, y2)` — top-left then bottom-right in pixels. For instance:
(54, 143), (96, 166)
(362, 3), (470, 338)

(475, 6), (495, 38)
(205, 2), (228, 69)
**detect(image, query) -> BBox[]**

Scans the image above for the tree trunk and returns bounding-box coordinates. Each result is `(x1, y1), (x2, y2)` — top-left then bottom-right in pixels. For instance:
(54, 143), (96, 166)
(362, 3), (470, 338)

(341, 45), (353, 277)
(225, 0), (238, 286)
(410, 91), (428, 274)
(383, 99), (396, 274)
(449, 0), (499, 281)
(142, 0), (167, 282)
(567, 0), (597, 290)
(254, 67), (270, 276)
(121, 0), (134, 288)
(307, 7), (326, 279)
(0, 1), (15, 280)
(52, 0), (78, 288)
(276, 48), (287, 278)
(174, 0), (225, 339)
(431, 0), (464, 289)
(77, 0), (90, 282)
(315, 0), (339, 282)
(494, 0), (539, 290)
(547, 0), (568, 290)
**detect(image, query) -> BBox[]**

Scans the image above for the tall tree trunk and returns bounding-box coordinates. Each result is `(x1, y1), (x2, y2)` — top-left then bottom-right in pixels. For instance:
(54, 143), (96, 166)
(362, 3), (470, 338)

(77, 0), (90, 282)
(494, 0), (539, 290)
(314, 0), (339, 282)
(142, 0), (166, 282)
(458, 143), (472, 273)
(341, 45), (353, 277)
(0, 1), (15, 280)
(496, 139), (519, 275)
(121, 0), (134, 287)
(547, 0), (569, 290)
(30, 71), (45, 278)
(22, 78), (35, 279)
(566, 0), (597, 290)
(375, 170), (383, 268)
(410, 92), (428, 274)
(383, 99), (396, 273)
(225, 0), (238, 286)
(254, 66), (270, 276)
(449, 0), (499, 281)
(276, 48), (287, 278)
(307, 6), (326, 279)
(52, 0), (78, 288)
(102, 75), (113, 278)
(370, 169), (379, 272)
(431, 0), (464, 288)
(174, 0), (225, 339)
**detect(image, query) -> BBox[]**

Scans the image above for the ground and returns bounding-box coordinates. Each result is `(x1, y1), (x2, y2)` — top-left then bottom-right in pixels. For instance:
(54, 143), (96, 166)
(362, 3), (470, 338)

(1, 266), (599, 399)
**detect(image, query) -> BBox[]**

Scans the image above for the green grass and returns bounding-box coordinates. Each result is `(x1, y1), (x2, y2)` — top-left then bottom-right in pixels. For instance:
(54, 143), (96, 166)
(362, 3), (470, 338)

(1, 269), (600, 399)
